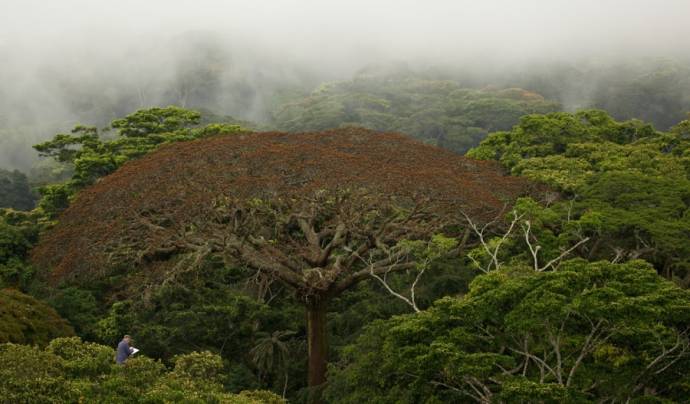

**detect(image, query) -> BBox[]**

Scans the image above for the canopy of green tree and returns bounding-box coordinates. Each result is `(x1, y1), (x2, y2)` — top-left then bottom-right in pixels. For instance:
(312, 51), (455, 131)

(468, 110), (690, 285)
(271, 74), (560, 154)
(0, 337), (285, 403)
(326, 259), (690, 403)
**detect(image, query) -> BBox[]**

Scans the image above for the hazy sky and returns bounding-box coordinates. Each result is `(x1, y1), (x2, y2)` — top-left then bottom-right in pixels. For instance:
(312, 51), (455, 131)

(3, 0), (690, 66)
(2, 0), (690, 171)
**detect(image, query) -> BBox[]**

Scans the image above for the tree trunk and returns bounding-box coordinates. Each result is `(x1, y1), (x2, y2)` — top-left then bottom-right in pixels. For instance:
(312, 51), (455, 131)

(306, 298), (328, 403)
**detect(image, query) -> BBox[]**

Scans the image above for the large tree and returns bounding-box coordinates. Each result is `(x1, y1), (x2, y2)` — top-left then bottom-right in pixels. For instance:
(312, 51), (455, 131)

(32, 128), (536, 399)
(326, 259), (690, 403)
(468, 110), (690, 285)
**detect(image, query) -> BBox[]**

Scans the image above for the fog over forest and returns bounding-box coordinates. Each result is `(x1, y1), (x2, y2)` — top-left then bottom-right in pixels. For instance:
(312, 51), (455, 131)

(5, 3), (690, 402)
(2, 0), (690, 170)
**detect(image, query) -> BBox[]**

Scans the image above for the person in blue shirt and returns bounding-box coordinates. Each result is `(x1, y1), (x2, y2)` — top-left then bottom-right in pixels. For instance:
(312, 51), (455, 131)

(116, 335), (134, 364)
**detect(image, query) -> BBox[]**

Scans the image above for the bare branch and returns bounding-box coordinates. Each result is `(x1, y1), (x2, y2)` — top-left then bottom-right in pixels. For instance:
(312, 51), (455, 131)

(566, 319), (609, 387)
(369, 265), (421, 312)
(542, 237), (590, 272)
(522, 220), (541, 271)
(522, 220), (590, 272)
(509, 347), (559, 382)
(462, 209), (522, 272)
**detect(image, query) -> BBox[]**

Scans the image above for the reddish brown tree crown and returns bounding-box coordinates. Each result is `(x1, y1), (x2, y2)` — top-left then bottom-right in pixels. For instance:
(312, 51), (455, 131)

(32, 128), (537, 296)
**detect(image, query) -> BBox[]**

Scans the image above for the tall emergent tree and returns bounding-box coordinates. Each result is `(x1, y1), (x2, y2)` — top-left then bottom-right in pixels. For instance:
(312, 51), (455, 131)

(32, 128), (536, 398)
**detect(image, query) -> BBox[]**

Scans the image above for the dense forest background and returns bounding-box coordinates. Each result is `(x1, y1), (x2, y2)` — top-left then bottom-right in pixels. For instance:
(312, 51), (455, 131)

(3, 38), (690, 175)
(3, 2), (690, 402)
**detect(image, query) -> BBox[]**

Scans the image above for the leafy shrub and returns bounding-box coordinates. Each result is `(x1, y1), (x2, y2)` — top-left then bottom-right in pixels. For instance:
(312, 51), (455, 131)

(0, 338), (278, 403)
(172, 351), (225, 383)
(238, 389), (287, 404)
(0, 288), (74, 345)
(0, 343), (75, 403)
(46, 337), (113, 378)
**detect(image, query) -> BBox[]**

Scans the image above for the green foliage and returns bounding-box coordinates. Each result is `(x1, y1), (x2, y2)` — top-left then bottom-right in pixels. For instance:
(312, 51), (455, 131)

(272, 74), (559, 154)
(0, 169), (35, 210)
(89, 239), (475, 398)
(468, 110), (657, 166)
(46, 336), (113, 378)
(0, 288), (74, 345)
(32, 106), (245, 217)
(89, 356), (167, 402)
(172, 351), (225, 383)
(47, 287), (100, 339)
(400, 234), (459, 267)
(237, 389), (287, 404)
(0, 209), (47, 290)
(495, 380), (580, 403)
(326, 260), (690, 402)
(94, 266), (272, 362)
(0, 216), (33, 289)
(35, 183), (73, 218)
(0, 338), (283, 403)
(142, 351), (240, 403)
(110, 106), (201, 137)
(469, 110), (690, 284)
(8, 95), (690, 403)
(86, 263), (299, 394)
(0, 343), (75, 403)
(0, 208), (40, 295)
(250, 329), (297, 390)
